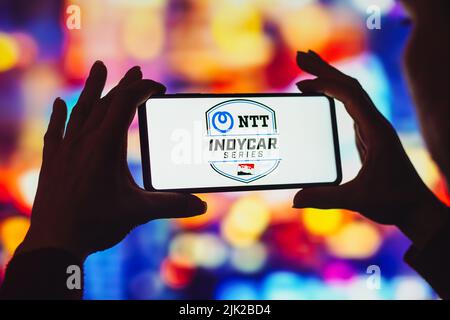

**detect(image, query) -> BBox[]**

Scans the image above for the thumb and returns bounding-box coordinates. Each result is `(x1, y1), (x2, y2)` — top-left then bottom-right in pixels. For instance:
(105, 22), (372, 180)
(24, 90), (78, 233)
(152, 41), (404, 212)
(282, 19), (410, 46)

(42, 98), (67, 168)
(131, 191), (207, 225)
(293, 182), (356, 210)
(102, 79), (166, 142)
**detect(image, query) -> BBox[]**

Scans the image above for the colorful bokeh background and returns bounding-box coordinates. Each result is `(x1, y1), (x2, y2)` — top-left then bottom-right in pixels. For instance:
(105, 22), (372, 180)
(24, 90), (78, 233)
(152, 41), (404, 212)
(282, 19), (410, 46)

(1, 0), (449, 300)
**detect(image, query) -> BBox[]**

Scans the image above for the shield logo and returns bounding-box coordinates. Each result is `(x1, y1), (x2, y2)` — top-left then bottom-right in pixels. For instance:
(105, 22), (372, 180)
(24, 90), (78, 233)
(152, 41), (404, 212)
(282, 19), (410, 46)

(205, 99), (280, 183)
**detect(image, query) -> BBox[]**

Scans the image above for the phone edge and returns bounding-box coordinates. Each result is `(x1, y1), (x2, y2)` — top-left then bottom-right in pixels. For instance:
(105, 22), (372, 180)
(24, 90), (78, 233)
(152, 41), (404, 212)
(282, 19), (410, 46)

(138, 93), (342, 193)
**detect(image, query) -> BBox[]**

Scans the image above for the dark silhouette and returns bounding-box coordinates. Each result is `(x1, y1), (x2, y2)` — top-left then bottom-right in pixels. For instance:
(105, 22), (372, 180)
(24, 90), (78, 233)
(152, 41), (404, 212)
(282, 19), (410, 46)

(0, 63), (207, 299)
(293, 0), (450, 299)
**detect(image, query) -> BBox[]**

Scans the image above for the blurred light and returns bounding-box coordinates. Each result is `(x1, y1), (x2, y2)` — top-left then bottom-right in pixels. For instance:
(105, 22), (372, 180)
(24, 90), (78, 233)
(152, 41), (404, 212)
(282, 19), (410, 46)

(280, 4), (332, 52)
(309, 281), (347, 300)
(434, 178), (450, 206)
(392, 276), (432, 300)
(216, 279), (259, 300)
(169, 232), (198, 267)
(259, 190), (298, 224)
(22, 64), (62, 120)
(129, 271), (164, 299)
(18, 168), (39, 209)
(321, 7), (366, 61)
(403, 138), (440, 189)
(64, 35), (87, 82)
(261, 271), (306, 300)
(211, 1), (273, 68)
(169, 232), (228, 269)
(127, 128), (142, 163)
(351, 0), (395, 15)
(0, 32), (19, 72)
(83, 245), (124, 300)
(160, 258), (195, 289)
(0, 216), (30, 256)
(259, 0), (315, 15)
(301, 278), (338, 300)
(195, 233), (228, 269)
(270, 203), (298, 224)
(326, 221), (381, 259)
(268, 222), (319, 265)
(259, 189), (295, 205)
(221, 196), (270, 247)
(122, 10), (164, 61)
(346, 276), (390, 300)
(230, 242), (267, 274)
(12, 32), (38, 68)
(302, 208), (345, 236)
(323, 261), (355, 282)
(335, 54), (392, 121)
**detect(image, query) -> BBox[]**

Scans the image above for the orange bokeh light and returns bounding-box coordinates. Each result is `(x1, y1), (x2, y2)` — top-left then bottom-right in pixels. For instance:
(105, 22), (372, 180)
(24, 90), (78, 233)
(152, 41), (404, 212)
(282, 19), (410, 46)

(160, 258), (195, 289)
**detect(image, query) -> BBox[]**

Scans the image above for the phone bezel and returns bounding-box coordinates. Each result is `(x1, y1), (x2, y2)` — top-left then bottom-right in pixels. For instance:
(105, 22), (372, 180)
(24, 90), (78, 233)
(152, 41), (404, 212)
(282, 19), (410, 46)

(138, 93), (342, 193)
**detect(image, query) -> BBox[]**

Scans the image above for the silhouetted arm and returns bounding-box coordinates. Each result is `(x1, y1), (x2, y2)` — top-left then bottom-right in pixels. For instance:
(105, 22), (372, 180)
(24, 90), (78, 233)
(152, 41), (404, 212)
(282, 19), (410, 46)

(404, 207), (450, 299)
(292, 50), (450, 300)
(0, 62), (206, 300)
(0, 248), (83, 300)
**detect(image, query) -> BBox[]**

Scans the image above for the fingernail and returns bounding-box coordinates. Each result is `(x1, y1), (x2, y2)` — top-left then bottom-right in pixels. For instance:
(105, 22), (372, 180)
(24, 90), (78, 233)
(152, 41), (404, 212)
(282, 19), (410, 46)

(155, 82), (167, 94)
(295, 81), (306, 91)
(92, 61), (103, 69)
(90, 60), (104, 74)
(53, 97), (61, 111)
(292, 202), (305, 209)
(187, 197), (207, 214)
(131, 65), (141, 72)
(296, 51), (309, 64)
(308, 50), (321, 59)
(129, 66), (142, 78)
(292, 193), (304, 208)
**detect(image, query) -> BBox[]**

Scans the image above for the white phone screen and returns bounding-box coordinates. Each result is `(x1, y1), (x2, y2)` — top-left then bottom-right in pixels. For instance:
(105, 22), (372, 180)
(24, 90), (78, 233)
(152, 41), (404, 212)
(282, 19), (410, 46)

(142, 95), (340, 191)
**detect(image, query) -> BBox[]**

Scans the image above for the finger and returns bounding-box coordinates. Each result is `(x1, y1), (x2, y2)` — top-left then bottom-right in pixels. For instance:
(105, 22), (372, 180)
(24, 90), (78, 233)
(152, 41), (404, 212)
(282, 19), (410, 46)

(102, 66), (143, 105)
(131, 192), (207, 225)
(354, 123), (367, 162)
(292, 181), (358, 210)
(101, 79), (166, 142)
(65, 61), (107, 140)
(121, 129), (140, 188)
(83, 66), (142, 134)
(296, 50), (344, 79)
(296, 50), (389, 128)
(43, 98), (68, 164)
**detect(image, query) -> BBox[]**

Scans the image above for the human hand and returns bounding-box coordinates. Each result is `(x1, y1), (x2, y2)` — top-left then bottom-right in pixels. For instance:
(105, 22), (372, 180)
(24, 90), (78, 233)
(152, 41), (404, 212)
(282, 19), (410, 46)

(17, 62), (207, 260)
(293, 50), (448, 248)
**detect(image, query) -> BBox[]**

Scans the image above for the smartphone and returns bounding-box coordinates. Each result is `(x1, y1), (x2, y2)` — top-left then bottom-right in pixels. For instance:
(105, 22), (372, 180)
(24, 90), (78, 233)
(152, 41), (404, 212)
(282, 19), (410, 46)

(138, 93), (341, 193)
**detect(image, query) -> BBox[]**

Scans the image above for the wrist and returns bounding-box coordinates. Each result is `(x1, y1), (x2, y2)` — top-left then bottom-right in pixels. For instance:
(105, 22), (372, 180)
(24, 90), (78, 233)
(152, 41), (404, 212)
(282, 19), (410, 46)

(397, 194), (449, 249)
(15, 223), (88, 262)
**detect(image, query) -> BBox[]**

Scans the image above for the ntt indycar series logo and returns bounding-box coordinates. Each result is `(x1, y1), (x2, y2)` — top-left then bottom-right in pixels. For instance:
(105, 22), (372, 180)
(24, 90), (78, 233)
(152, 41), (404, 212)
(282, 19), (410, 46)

(206, 99), (280, 183)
